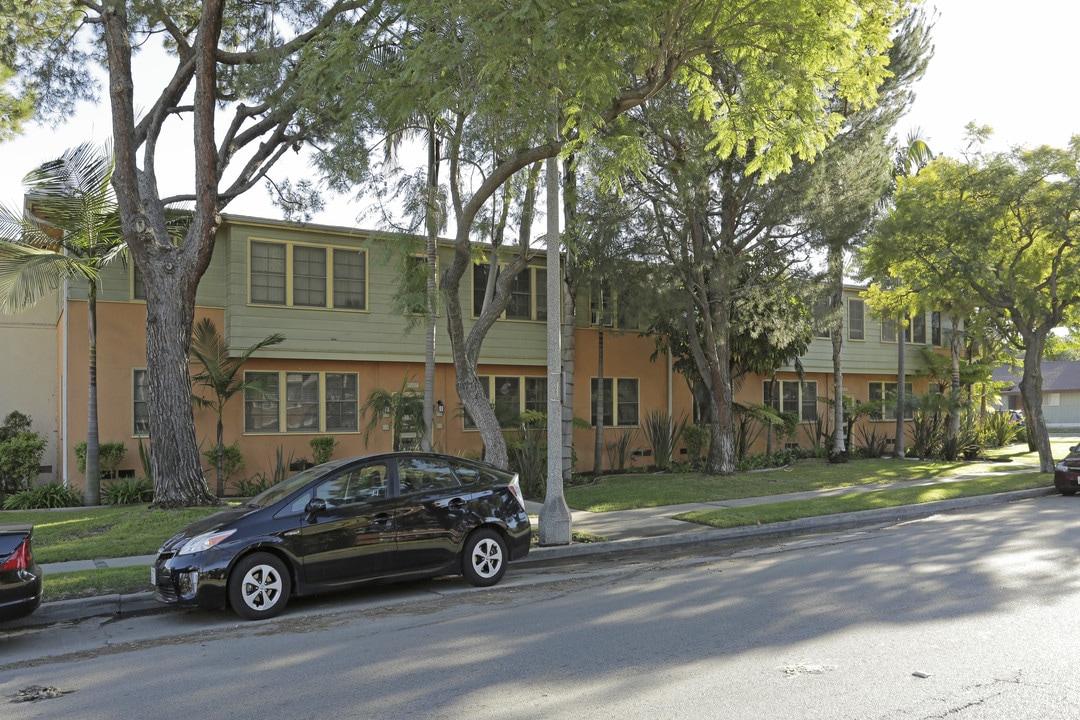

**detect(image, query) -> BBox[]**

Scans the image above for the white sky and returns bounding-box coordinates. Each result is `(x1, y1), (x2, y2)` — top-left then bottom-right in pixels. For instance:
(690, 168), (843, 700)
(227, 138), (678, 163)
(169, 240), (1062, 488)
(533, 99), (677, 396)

(1, 0), (1076, 227)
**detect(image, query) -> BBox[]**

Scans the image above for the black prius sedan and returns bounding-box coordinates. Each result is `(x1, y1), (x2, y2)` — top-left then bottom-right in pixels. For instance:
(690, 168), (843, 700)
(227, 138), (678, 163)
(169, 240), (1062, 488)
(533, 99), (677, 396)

(0, 524), (43, 622)
(1055, 444), (1080, 495)
(152, 452), (531, 620)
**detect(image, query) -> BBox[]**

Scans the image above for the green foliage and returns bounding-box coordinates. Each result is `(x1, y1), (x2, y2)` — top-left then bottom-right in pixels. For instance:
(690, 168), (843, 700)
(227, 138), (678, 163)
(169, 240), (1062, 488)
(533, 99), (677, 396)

(0, 411), (46, 498)
(248, 446), (294, 490)
(235, 476), (273, 498)
(3, 482), (82, 510)
(983, 411), (1025, 448)
(310, 436), (338, 465)
(507, 425), (546, 500)
(681, 425), (708, 468)
(734, 449), (800, 472)
(641, 410), (687, 471)
(361, 375), (426, 452)
(101, 477), (154, 505)
(201, 441), (245, 488)
(605, 428), (639, 473)
(74, 441), (126, 478)
(854, 424), (891, 459)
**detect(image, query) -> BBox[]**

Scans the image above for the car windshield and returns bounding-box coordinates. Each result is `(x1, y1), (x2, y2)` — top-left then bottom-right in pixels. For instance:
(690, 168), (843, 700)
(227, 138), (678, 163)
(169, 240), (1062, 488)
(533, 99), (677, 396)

(246, 461), (350, 509)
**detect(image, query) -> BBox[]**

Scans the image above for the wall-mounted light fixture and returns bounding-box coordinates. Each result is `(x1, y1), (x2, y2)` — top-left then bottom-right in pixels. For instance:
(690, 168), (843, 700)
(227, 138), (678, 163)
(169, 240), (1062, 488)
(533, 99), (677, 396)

(436, 400), (445, 416)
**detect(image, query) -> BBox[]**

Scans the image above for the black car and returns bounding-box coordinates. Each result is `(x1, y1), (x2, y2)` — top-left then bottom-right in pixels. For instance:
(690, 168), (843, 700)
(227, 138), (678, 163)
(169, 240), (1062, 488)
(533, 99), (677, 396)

(152, 452), (531, 620)
(1055, 445), (1080, 495)
(0, 523), (43, 622)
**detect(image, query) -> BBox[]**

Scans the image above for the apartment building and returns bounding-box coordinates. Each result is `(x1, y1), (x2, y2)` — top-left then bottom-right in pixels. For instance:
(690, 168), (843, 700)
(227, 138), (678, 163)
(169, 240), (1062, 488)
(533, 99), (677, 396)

(0, 214), (954, 491)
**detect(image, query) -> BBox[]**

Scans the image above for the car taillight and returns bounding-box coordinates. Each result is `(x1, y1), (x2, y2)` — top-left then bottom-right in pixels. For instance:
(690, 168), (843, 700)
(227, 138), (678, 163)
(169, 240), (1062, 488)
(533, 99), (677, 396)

(508, 474), (526, 512)
(0, 537), (31, 572)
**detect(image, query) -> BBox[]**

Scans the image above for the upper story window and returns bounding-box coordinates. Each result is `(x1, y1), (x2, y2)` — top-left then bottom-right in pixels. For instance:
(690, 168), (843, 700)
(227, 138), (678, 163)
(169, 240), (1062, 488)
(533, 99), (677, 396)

(133, 369), (149, 436)
(249, 240), (366, 310)
(848, 298), (865, 341)
(472, 263), (547, 321)
(911, 313), (927, 344)
(931, 311), (942, 346)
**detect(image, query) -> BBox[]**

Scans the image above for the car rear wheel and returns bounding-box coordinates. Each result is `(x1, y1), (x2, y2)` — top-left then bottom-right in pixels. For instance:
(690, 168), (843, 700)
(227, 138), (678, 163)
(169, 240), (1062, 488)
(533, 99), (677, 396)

(461, 528), (508, 587)
(228, 552), (290, 621)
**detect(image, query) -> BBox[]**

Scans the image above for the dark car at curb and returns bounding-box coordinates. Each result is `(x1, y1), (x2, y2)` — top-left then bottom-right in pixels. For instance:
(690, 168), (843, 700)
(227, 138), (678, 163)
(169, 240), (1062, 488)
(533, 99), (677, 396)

(1055, 445), (1080, 495)
(0, 523), (43, 622)
(151, 452), (531, 620)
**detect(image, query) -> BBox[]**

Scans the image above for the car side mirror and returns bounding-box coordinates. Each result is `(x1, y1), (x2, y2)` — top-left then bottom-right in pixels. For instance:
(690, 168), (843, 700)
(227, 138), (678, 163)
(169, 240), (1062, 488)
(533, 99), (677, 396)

(305, 497), (328, 515)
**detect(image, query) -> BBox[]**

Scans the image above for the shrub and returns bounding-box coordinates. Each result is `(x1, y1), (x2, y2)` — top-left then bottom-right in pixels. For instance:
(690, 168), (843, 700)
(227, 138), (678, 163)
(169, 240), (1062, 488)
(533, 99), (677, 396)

(102, 477), (154, 505)
(74, 440), (127, 479)
(642, 410), (687, 471)
(0, 412), (47, 498)
(507, 424), (546, 500)
(235, 476), (273, 497)
(854, 424), (891, 458)
(605, 428), (639, 473)
(3, 482), (83, 509)
(982, 410), (1024, 448)
(682, 425), (709, 467)
(310, 436), (338, 465)
(201, 440), (245, 488)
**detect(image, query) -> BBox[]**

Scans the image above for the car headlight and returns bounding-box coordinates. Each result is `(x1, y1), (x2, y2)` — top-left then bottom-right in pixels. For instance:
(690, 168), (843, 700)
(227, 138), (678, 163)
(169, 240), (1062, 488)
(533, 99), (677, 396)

(177, 529), (236, 556)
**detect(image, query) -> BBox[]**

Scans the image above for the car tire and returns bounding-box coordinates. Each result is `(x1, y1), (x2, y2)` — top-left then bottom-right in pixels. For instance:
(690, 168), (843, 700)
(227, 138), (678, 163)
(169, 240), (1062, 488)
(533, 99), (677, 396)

(461, 528), (508, 587)
(1060, 488), (1077, 497)
(228, 552), (291, 621)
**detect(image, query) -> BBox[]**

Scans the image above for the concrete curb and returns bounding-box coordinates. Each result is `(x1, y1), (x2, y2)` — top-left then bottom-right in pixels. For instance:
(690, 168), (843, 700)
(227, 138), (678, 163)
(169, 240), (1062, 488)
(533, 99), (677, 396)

(5, 487), (1056, 629)
(514, 487), (1058, 564)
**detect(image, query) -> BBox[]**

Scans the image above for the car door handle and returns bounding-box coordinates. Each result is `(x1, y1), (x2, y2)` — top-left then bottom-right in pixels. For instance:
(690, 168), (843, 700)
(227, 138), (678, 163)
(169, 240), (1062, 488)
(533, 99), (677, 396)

(447, 498), (466, 509)
(372, 513), (392, 525)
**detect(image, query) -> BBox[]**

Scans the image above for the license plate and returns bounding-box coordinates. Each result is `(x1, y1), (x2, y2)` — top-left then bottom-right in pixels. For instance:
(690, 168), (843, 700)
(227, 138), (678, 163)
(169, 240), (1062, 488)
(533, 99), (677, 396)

(150, 566), (156, 586)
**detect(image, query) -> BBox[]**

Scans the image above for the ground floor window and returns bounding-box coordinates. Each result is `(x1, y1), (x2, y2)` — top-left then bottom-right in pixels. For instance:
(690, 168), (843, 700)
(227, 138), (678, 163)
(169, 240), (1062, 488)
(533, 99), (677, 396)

(763, 380), (818, 422)
(244, 371), (358, 433)
(133, 369), (149, 436)
(868, 381), (914, 421)
(590, 377), (639, 427)
(463, 375), (548, 429)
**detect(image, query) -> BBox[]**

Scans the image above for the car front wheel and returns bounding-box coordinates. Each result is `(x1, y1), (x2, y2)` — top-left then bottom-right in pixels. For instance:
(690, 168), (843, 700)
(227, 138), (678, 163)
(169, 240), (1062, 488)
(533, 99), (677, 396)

(461, 528), (508, 587)
(228, 552), (291, 621)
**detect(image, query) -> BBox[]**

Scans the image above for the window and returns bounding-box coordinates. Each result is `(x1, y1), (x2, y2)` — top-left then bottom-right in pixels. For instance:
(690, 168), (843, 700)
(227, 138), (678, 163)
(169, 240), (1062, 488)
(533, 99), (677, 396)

(881, 317), (913, 343)
(911, 313), (926, 344)
(244, 371), (359, 434)
(763, 380), (818, 422)
(314, 463), (389, 505)
(464, 375), (547, 429)
(472, 264), (547, 320)
(524, 377), (547, 414)
(251, 241), (287, 305)
(324, 373), (359, 432)
(868, 381), (914, 421)
(292, 246), (327, 307)
(848, 299), (865, 340)
(398, 456), (460, 494)
(249, 240), (366, 310)
(333, 249), (366, 309)
(133, 370), (149, 436)
(931, 311), (942, 346)
(590, 377), (639, 427)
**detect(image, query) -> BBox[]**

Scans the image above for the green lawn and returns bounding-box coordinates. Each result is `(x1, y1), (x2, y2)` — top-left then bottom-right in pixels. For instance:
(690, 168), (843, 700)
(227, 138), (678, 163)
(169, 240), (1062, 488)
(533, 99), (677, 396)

(2, 438), (1068, 603)
(564, 439), (1058, 512)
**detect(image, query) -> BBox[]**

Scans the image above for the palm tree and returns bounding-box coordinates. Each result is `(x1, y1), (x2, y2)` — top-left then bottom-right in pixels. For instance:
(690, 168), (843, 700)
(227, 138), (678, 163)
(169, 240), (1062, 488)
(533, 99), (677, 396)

(360, 375), (428, 452)
(0, 143), (124, 505)
(190, 318), (284, 497)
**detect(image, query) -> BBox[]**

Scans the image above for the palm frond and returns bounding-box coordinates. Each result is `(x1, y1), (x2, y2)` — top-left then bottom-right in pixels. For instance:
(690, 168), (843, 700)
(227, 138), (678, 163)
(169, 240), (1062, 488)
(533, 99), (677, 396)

(0, 243), (98, 313)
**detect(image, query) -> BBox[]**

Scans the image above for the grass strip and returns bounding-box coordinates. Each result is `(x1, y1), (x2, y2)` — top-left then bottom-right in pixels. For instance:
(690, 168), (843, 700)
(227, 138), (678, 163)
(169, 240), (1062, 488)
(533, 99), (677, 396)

(42, 566), (152, 603)
(673, 472), (1050, 529)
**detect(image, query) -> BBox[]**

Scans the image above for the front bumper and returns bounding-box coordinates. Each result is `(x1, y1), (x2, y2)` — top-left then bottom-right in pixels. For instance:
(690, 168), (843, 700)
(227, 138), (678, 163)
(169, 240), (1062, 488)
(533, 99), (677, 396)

(152, 550), (231, 610)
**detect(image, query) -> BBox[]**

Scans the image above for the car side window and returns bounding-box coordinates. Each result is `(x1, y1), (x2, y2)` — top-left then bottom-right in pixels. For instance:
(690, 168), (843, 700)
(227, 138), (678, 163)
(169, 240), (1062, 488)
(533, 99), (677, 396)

(397, 457), (460, 494)
(313, 463), (389, 506)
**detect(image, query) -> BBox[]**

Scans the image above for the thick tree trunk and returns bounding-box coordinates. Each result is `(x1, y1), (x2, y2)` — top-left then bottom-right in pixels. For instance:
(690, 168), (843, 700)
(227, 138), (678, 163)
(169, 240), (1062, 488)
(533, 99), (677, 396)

(1018, 335), (1054, 472)
(84, 283), (100, 505)
(828, 247), (847, 461)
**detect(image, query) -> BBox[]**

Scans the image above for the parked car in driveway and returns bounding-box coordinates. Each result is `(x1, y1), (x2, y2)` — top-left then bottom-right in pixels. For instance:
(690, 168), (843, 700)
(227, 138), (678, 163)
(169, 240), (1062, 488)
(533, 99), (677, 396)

(0, 523), (43, 622)
(152, 452), (531, 620)
(1055, 445), (1080, 495)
